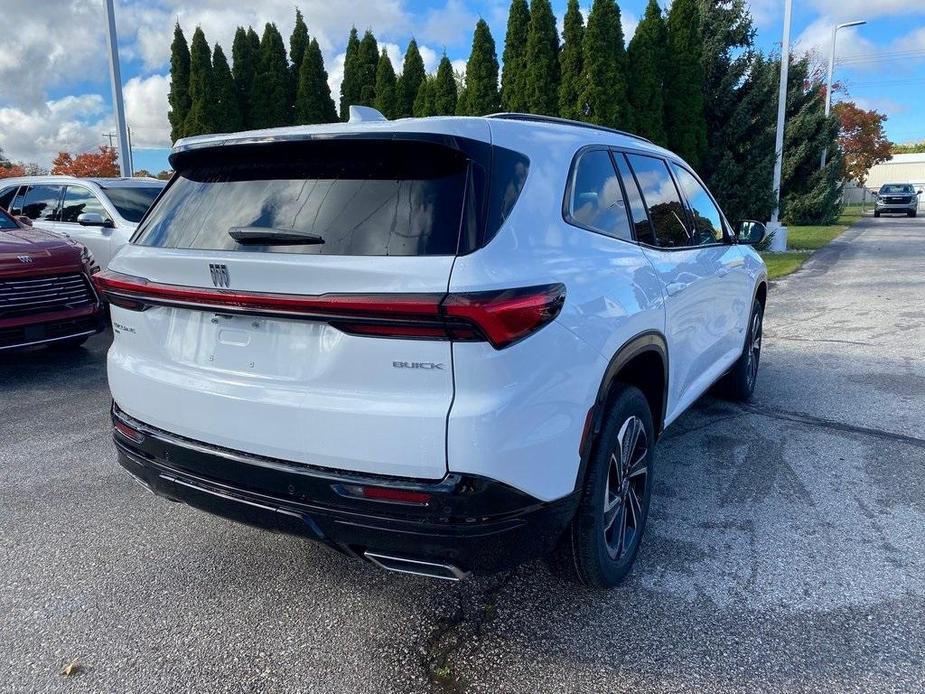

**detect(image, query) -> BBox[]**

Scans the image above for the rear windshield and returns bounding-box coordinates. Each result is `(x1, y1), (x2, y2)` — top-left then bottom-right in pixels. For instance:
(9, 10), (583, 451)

(136, 140), (475, 256)
(880, 184), (914, 195)
(103, 186), (163, 223)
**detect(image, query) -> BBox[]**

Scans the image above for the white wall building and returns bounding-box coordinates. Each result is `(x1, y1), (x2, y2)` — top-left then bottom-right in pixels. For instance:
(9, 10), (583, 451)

(844, 152), (925, 208)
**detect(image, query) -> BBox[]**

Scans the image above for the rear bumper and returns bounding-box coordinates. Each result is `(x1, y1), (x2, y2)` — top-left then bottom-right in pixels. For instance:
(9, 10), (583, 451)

(112, 404), (578, 576)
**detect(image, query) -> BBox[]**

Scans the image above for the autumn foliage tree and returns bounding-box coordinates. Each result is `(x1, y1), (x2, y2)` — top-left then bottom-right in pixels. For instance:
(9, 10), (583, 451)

(832, 101), (893, 185)
(51, 147), (120, 177)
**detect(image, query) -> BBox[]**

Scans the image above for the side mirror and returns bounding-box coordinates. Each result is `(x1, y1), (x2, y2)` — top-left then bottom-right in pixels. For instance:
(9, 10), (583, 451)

(917, 189), (923, 195)
(16, 215), (33, 227)
(736, 220), (767, 245)
(77, 212), (109, 227)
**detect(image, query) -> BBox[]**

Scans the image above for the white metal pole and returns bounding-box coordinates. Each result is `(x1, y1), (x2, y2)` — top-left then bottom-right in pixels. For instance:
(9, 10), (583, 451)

(821, 21), (865, 168)
(104, 0), (131, 177)
(769, 0), (792, 229)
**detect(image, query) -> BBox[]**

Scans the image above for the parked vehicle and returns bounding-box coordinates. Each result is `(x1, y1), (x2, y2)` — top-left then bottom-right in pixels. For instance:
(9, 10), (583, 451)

(874, 183), (921, 217)
(0, 206), (104, 351)
(0, 176), (165, 268)
(94, 111), (768, 587)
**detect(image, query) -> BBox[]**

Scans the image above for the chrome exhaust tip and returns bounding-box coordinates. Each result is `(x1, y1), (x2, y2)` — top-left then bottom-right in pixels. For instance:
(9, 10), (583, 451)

(364, 551), (469, 581)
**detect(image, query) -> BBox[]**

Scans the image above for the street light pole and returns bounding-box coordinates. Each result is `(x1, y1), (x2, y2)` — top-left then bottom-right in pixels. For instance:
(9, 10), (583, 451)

(103, 0), (132, 177)
(767, 0), (793, 250)
(821, 20), (866, 168)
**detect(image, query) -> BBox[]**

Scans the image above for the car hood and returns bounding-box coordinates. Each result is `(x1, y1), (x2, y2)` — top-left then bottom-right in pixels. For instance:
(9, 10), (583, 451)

(0, 225), (83, 275)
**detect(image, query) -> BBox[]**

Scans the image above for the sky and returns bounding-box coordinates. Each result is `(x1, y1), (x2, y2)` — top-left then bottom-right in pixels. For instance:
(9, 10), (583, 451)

(1, 0), (924, 173)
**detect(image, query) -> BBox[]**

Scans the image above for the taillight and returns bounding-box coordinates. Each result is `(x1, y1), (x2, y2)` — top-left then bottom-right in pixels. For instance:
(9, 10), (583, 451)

(93, 270), (565, 350)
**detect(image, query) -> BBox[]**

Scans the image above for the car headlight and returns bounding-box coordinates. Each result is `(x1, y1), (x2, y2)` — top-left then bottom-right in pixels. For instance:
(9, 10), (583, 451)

(80, 246), (100, 274)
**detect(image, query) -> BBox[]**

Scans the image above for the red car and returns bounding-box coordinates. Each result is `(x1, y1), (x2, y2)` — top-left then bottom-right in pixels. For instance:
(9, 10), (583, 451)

(0, 207), (104, 351)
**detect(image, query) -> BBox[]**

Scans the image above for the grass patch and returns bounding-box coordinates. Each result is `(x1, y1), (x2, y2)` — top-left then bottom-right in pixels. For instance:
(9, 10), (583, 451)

(760, 251), (810, 279)
(786, 224), (849, 250)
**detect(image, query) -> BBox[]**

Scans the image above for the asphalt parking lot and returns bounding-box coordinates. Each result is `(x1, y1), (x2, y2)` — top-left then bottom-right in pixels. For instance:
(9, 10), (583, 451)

(2, 214), (923, 693)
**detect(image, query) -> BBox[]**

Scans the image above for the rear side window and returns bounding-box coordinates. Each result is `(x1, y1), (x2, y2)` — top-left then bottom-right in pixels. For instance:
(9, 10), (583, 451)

(614, 153), (656, 245)
(9, 187), (25, 215)
(625, 154), (689, 248)
(671, 164), (725, 245)
(61, 186), (110, 223)
(21, 185), (63, 222)
(567, 149), (632, 241)
(137, 140), (473, 256)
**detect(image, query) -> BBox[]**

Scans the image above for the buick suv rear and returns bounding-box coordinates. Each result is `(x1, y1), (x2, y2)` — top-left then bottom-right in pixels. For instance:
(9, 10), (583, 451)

(96, 112), (768, 587)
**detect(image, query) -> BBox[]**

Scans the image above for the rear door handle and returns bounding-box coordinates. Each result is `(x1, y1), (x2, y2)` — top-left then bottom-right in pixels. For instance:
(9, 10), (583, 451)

(666, 281), (686, 297)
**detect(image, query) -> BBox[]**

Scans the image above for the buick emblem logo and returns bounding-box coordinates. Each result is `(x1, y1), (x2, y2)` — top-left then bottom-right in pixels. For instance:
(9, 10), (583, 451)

(17, 255), (33, 264)
(209, 263), (230, 288)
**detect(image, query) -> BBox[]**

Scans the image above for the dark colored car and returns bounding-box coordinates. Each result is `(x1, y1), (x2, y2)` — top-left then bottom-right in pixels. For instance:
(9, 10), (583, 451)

(0, 207), (104, 351)
(874, 183), (921, 218)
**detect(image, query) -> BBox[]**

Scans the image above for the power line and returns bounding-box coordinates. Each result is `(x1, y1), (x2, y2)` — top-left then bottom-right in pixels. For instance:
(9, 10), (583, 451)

(837, 48), (925, 65)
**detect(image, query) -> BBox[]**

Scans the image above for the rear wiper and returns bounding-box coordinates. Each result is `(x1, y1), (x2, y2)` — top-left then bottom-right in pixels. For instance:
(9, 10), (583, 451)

(228, 226), (324, 245)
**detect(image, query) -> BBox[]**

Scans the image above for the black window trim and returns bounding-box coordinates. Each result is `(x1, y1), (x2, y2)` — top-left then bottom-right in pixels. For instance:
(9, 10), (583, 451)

(561, 144), (638, 245)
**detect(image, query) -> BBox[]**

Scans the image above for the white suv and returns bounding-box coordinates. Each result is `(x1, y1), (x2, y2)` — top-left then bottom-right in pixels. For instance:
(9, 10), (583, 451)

(95, 112), (768, 587)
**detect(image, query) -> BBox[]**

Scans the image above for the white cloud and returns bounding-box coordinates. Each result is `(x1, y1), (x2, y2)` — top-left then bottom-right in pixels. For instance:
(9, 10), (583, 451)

(124, 74), (171, 148)
(419, 0), (478, 50)
(622, 10), (639, 42)
(808, 0), (925, 19)
(0, 95), (110, 166)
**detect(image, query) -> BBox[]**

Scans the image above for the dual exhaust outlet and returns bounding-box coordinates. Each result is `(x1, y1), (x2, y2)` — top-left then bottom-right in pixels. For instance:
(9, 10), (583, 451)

(364, 552), (469, 581)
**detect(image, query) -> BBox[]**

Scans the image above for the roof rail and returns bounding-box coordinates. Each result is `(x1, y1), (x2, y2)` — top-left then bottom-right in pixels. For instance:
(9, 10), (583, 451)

(485, 112), (653, 144)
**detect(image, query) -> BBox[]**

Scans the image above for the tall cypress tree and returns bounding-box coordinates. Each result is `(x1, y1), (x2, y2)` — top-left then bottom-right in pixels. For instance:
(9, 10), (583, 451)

(500, 0), (530, 111)
(296, 38), (338, 124)
(524, 0), (560, 115)
(374, 49), (399, 118)
(167, 23), (191, 142)
(252, 23), (291, 128)
(356, 31), (380, 106)
(579, 0), (628, 129)
(245, 28), (261, 126)
(433, 56), (458, 116)
(231, 27), (257, 128)
(289, 9), (309, 118)
(459, 19), (500, 116)
(212, 44), (242, 132)
(626, 0), (667, 144)
(184, 27), (216, 136)
(558, 0), (584, 120)
(340, 28), (361, 120)
(665, 0), (707, 166)
(396, 39), (426, 118)
(413, 76), (435, 117)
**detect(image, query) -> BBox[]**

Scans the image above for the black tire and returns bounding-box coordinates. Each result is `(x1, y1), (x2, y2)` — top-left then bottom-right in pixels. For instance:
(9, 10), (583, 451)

(909, 210), (917, 218)
(47, 335), (89, 351)
(874, 210), (880, 218)
(554, 385), (655, 588)
(720, 299), (763, 402)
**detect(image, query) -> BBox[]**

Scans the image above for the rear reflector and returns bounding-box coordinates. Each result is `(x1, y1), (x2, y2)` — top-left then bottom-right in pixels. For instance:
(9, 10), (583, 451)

(337, 483), (432, 506)
(113, 419), (145, 444)
(93, 270), (565, 349)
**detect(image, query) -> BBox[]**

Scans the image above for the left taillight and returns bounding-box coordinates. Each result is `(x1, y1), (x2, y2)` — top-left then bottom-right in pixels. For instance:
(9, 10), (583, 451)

(93, 270), (565, 350)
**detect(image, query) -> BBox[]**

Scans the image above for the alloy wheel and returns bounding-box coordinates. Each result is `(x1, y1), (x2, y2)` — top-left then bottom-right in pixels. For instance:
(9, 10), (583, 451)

(745, 310), (762, 387)
(602, 415), (649, 560)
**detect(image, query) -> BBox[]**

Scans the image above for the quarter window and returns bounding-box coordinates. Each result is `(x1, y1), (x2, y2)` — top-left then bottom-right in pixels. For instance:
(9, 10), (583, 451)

(567, 149), (632, 241)
(20, 185), (63, 221)
(671, 164), (725, 245)
(61, 186), (110, 223)
(625, 154), (689, 248)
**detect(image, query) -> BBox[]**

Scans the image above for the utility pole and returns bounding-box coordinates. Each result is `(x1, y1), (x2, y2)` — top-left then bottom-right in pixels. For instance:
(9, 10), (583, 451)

(767, 0), (792, 252)
(104, 0), (132, 177)
(102, 131), (117, 148)
(821, 20), (866, 168)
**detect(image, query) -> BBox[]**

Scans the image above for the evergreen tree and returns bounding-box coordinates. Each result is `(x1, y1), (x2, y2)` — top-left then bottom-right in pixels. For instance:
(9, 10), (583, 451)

(524, 0), (560, 115)
(500, 0), (530, 111)
(374, 49), (399, 118)
(252, 23), (291, 128)
(413, 76), (436, 117)
(184, 27), (216, 136)
(289, 9), (309, 117)
(212, 44), (242, 132)
(459, 19), (500, 116)
(665, 0), (707, 167)
(167, 23), (191, 142)
(296, 38), (337, 124)
(231, 27), (258, 128)
(433, 56), (458, 116)
(626, 0), (667, 144)
(340, 28), (361, 120)
(355, 31), (380, 106)
(558, 0), (584, 120)
(396, 39), (426, 118)
(579, 0), (628, 128)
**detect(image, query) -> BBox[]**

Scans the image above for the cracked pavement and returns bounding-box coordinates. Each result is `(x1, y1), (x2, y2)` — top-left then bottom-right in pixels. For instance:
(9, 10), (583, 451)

(1, 214), (923, 693)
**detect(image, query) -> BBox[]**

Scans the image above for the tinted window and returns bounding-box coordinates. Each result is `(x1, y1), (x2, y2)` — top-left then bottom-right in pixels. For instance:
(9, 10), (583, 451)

(671, 164), (724, 245)
(21, 185), (62, 221)
(0, 187), (16, 212)
(614, 153), (655, 245)
(567, 149), (631, 241)
(0, 208), (17, 229)
(61, 186), (110, 223)
(625, 154), (689, 248)
(103, 186), (162, 223)
(137, 140), (471, 256)
(485, 147), (530, 246)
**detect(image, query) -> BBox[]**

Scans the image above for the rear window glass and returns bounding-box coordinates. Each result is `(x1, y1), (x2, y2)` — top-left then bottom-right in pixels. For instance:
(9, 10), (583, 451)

(136, 141), (472, 256)
(104, 186), (162, 223)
